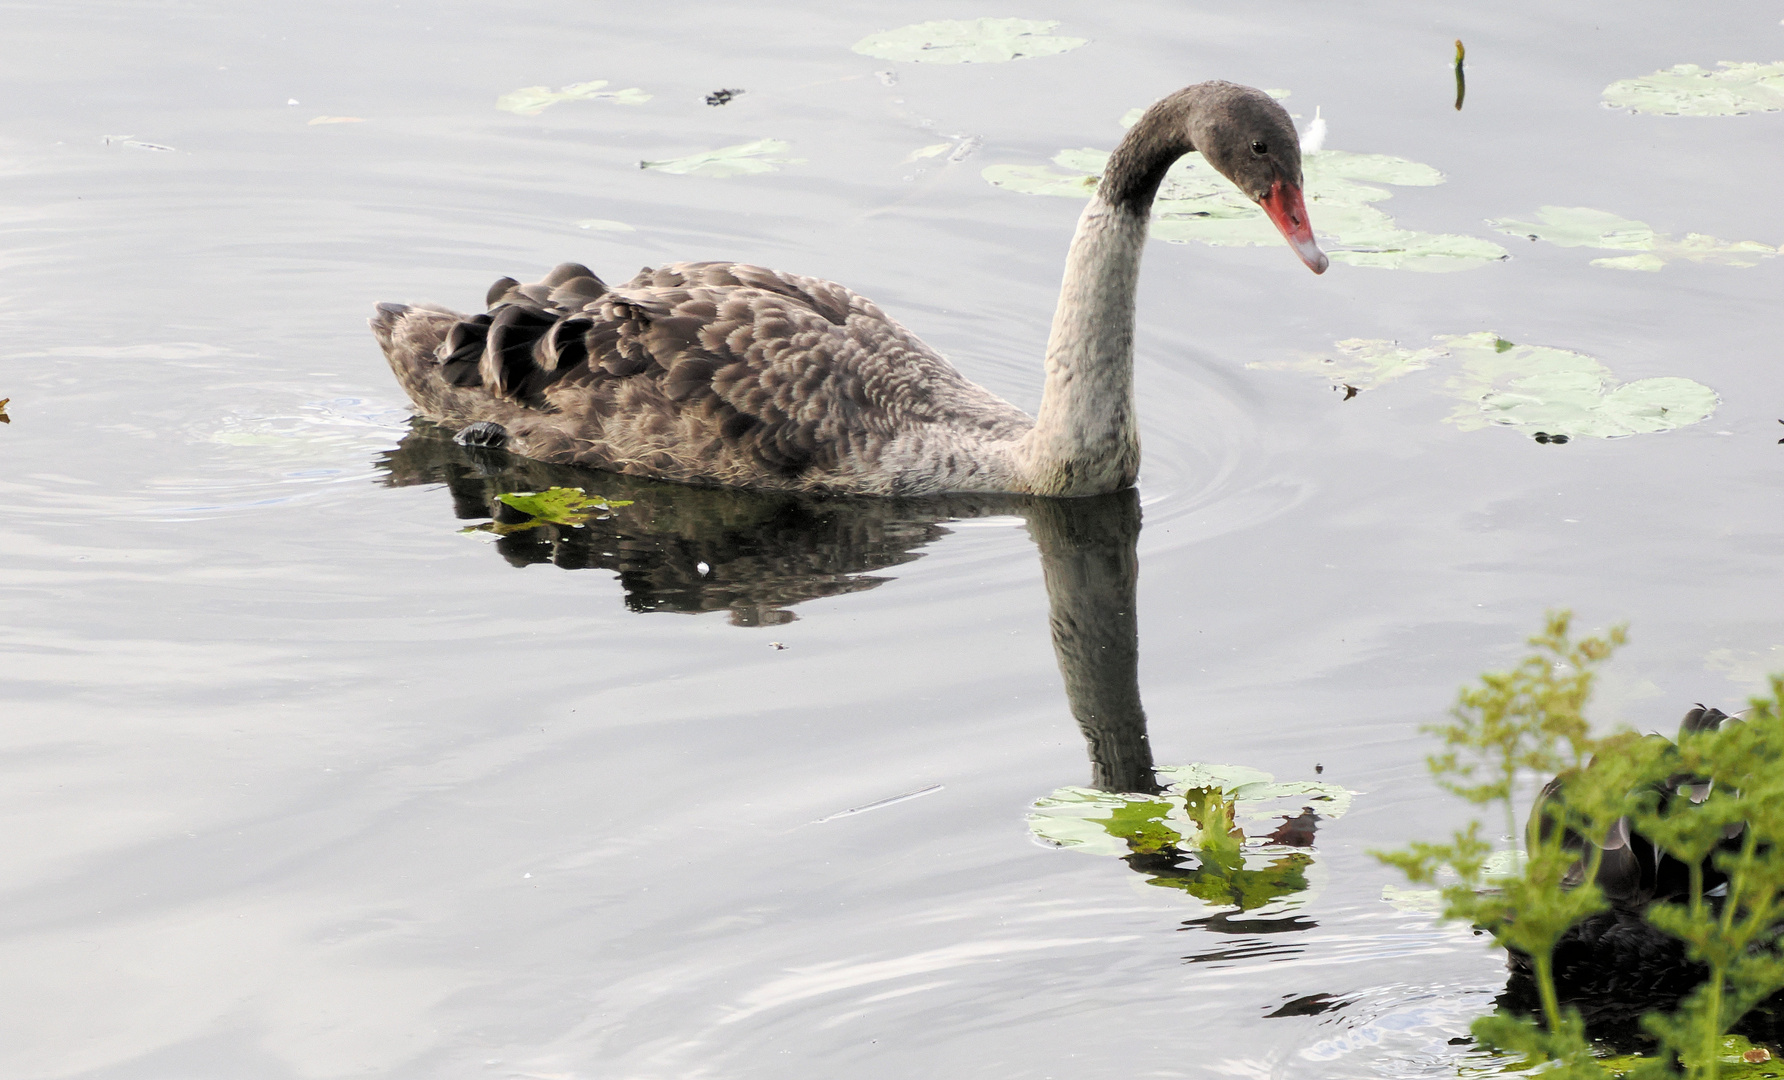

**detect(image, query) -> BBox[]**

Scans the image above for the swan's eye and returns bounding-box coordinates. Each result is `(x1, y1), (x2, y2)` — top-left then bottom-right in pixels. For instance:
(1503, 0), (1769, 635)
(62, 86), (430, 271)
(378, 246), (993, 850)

(1250, 140), (1268, 156)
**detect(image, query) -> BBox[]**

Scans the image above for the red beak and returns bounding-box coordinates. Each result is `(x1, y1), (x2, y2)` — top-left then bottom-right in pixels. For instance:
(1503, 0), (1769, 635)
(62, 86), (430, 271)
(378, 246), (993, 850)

(1258, 179), (1329, 274)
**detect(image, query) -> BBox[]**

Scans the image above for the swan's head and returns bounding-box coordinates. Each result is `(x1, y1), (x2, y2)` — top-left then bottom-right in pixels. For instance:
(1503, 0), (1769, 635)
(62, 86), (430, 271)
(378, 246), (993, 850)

(1186, 84), (1328, 274)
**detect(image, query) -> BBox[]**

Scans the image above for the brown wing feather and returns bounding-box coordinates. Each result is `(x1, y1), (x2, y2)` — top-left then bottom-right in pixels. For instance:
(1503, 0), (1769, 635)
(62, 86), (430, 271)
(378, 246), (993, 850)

(388, 260), (1029, 488)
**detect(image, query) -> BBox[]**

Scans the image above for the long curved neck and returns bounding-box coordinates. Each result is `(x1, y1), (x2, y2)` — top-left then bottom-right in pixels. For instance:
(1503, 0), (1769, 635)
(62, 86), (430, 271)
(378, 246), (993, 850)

(1017, 96), (1198, 497)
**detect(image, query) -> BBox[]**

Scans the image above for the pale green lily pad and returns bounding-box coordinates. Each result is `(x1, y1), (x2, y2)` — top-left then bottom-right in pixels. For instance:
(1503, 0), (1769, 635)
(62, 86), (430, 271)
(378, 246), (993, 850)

(1030, 762), (1352, 911)
(576, 218), (635, 232)
(984, 125), (1507, 272)
(906, 142), (954, 162)
(1248, 337), (1447, 393)
(1603, 61), (1784, 116)
(497, 80), (652, 116)
(852, 18), (1087, 64)
(640, 139), (804, 178)
(1489, 206), (1777, 270)
(1440, 332), (1721, 437)
(1029, 763), (1354, 857)
(462, 486), (633, 537)
(1271, 332), (1720, 439)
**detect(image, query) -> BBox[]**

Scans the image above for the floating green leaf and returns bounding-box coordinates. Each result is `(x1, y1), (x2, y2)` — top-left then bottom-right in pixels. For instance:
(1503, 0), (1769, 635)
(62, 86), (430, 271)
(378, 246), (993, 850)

(1268, 332), (1720, 439)
(1029, 763), (1352, 856)
(984, 127), (1507, 272)
(1603, 61), (1784, 116)
(1029, 763), (1350, 911)
(1247, 338), (1446, 393)
(1489, 206), (1776, 271)
(852, 18), (1087, 64)
(640, 139), (803, 178)
(497, 80), (652, 116)
(462, 486), (633, 536)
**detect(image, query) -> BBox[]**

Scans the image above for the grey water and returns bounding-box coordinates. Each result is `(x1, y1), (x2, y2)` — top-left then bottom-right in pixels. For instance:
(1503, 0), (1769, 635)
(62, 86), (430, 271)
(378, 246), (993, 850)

(2, 1), (1781, 1077)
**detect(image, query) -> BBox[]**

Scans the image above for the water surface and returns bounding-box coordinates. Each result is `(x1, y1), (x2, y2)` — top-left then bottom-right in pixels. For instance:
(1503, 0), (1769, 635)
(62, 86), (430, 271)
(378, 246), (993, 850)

(2, 1), (1782, 1077)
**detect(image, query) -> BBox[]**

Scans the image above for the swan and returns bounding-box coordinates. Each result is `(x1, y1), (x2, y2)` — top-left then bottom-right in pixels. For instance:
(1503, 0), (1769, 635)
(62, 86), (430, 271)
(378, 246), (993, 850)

(371, 81), (1326, 497)
(1502, 705), (1753, 1026)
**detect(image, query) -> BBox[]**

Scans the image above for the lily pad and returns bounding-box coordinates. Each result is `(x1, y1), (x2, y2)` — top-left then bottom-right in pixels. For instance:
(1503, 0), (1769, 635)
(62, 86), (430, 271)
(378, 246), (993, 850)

(1030, 763), (1352, 857)
(497, 80), (652, 116)
(1489, 206), (1776, 271)
(1603, 61), (1784, 116)
(1266, 332), (1720, 439)
(576, 218), (635, 232)
(640, 139), (804, 178)
(852, 18), (1087, 64)
(984, 122), (1507, 272)
(1030, 763), (1352, 911)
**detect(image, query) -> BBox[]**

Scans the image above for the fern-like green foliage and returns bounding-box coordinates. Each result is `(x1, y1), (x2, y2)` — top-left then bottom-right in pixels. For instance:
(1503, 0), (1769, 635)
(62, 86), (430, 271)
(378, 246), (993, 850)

(1377, 612), (1784, 1079)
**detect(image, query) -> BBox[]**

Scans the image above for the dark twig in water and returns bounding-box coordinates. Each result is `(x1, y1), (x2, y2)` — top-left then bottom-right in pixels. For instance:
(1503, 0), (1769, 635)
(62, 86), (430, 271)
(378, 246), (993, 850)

(1454, 40), (1466, 111)
(705, 88), (744, 106)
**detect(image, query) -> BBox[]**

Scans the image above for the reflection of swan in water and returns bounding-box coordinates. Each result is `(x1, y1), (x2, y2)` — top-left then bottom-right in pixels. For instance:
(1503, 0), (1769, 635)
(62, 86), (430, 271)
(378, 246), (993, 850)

(377, 422), (1339, 932)
(1025, 493), (1346, 937)
(378, 419), (1025, 625)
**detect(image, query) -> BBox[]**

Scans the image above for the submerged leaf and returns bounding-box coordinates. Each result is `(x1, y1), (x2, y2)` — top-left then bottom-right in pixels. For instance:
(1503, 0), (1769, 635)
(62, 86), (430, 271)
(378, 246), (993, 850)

(640, 139), (803, 178)
(497, 80), (652, 116)
(1282, 333), (1720, 438)
(983, 126), (1506, 271)
(1489, 206), (1777, 270)
(1248, 339), (1446, 393)
(1603, 61), (1784, 116)
(852, 18), (1087, 64)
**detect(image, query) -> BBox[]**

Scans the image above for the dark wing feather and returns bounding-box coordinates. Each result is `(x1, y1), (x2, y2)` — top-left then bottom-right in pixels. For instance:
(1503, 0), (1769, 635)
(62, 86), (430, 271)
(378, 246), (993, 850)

(423, 260), (1025, 483)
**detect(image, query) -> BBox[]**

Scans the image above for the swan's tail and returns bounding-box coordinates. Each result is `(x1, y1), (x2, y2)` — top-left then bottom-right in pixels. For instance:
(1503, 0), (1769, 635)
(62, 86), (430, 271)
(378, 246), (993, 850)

(370, 300), (464, 418)
(372, 263), (612, 421)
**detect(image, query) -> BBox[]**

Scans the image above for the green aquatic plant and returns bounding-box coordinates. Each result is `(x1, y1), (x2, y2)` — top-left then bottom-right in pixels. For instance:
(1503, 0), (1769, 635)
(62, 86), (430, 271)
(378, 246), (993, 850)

(983, 119), (1508, 271)
(640, 139), (803, 178)
(1603, 62), (1784, 117)
(496, 80), (651, 116)
(1252, 332), (1720, 440)
(1490, 207), (1777, 272)
(462, 486), (632, 537)
(851, 18), (1088, 64)
(1029, 763), (1352, 912)
(1380, 613), (1784, 1079)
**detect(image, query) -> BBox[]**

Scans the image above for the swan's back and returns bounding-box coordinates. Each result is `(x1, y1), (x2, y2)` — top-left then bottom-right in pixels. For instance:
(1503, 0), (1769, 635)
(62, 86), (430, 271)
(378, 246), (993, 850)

(373, 261), (1033, 495)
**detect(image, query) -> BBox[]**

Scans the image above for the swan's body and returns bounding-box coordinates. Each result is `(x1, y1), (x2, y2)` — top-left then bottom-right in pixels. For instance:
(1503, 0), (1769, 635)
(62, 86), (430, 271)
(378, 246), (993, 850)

(372, 81), (1325, 496)
(1503, 706), (1749, 1024)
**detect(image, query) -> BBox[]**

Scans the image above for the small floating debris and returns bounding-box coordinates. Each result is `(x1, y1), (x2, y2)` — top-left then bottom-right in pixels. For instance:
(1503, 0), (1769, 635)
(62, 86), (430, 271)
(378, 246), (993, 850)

(768, 641), (787, 651)
(307, 116), (367, 125)
(1454, 40), (1466, 111)
(0, 397), (10, 424)
(813, 784), (944, 823)
(103, 135), (175, 152)
(704, 88), (744, 106)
